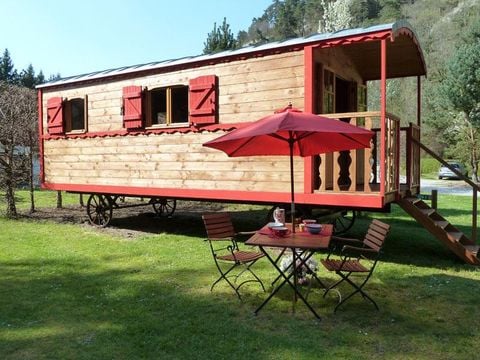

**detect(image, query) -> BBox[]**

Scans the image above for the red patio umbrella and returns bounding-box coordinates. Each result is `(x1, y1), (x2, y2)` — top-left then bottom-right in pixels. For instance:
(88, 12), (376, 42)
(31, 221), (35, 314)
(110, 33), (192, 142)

(203, 106), (374, 232)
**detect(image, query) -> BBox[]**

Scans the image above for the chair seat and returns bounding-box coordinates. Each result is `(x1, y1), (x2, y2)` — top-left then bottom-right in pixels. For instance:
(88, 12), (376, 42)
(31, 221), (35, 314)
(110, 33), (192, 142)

(321, 259), (369, 273)
(217, 250), (265, 263)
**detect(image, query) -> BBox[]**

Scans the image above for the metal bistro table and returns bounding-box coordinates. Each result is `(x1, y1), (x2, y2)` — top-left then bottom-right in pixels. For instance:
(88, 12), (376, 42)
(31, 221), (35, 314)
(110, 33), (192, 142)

(246, 224), (333, 320)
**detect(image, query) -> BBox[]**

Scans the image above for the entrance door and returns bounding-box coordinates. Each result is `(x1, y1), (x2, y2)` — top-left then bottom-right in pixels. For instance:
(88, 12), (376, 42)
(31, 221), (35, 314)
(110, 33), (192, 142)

(313, 67), (359, 191)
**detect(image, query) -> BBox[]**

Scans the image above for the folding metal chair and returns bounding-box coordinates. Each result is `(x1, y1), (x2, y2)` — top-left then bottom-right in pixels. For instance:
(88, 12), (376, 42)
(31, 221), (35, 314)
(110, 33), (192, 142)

(202, 213), (265, 300)
(321, 219), (390, 312)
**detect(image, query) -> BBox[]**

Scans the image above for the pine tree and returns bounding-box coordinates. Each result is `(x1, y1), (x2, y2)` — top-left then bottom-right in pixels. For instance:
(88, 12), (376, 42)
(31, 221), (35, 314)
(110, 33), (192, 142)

(20, 64), (36, 89)
(36, 70), (45, 85)
(203, 18), (237, 54)
(0, 48), (18, 84)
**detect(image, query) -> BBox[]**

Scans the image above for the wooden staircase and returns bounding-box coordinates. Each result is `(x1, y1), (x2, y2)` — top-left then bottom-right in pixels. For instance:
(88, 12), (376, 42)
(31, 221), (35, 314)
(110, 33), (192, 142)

(397, 197), (480, 265)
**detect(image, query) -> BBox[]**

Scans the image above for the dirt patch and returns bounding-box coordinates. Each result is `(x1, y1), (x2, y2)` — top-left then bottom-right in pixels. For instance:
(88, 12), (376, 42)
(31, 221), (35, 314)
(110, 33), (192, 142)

(20, 201), (229, 239)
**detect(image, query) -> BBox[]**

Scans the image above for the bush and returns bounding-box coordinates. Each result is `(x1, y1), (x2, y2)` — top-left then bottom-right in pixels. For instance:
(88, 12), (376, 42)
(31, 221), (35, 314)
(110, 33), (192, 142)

(421, 157), (439, 177)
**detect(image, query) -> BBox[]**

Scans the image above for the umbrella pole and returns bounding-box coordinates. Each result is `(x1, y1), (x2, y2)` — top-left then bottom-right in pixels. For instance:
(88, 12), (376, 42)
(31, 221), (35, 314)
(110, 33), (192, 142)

(289, 137), (296, 233)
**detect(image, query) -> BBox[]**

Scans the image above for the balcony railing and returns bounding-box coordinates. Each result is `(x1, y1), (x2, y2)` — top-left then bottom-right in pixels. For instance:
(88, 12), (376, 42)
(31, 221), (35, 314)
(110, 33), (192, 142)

(318, 111), (410, 201)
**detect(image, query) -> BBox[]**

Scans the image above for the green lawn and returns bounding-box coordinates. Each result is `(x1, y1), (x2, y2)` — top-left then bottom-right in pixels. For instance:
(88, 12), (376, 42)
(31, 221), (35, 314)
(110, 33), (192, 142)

(0, 191), (479, 359)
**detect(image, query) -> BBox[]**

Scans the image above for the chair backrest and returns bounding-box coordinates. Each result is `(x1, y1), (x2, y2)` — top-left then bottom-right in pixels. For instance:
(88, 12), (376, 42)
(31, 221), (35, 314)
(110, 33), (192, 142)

(363, 219), (390, 252)
(202, 213), (235, 240)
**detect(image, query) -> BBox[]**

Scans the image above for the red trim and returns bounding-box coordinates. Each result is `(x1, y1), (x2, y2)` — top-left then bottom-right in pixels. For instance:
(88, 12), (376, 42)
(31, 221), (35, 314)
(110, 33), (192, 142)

(380, 39), (387, 195)
(41, 123), (244, 140)
(315, 30), (391, 49)
(38, 90), (45, 184)
(41, 182), (385, 209)
(303, 45), (315, 194)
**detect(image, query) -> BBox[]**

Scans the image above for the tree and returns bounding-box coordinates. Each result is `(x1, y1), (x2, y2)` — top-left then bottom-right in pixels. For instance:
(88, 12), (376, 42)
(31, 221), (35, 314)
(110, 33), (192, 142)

(0, 82), (37, 217)
(36, 70), (45, 85)
(274, 0), (306, 38)
(0, 49), (18, 84)
(439, 22), (480, 181)
(47, 73), (62, 82)
(203, 17), (237, 54)
(319, 0), (354, 33)
(20, 64), (36, 89)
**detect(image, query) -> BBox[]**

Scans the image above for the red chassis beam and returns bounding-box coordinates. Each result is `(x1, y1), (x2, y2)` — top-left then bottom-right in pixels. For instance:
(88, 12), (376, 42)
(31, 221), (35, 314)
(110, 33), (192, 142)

(42, 182), (385, 209)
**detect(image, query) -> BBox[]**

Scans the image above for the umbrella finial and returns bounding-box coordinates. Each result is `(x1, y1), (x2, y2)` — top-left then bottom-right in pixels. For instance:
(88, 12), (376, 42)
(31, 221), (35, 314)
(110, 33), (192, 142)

(275, 103), (301, 114)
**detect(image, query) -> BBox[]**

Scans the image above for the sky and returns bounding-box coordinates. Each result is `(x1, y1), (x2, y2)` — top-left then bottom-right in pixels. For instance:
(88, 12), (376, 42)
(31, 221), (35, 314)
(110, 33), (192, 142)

(0, 0), (272, 78)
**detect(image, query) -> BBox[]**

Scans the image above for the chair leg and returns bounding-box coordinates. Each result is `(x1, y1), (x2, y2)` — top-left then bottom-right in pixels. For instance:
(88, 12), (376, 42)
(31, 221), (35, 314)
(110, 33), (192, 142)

(211, 259), (265, 300)
(244, 260), (266, 292)
(323, 272), (352, 298)
(333, 272), (378, 312)
(211, 263), (243, 300)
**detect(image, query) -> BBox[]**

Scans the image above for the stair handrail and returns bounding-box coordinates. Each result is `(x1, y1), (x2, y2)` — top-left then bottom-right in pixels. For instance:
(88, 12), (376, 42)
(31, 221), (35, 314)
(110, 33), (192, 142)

(412, 138), (479, 242)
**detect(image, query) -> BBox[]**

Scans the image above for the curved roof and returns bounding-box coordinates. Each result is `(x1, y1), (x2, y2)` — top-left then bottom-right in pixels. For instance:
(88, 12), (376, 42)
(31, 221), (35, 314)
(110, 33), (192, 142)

(37, 21), (426, 89)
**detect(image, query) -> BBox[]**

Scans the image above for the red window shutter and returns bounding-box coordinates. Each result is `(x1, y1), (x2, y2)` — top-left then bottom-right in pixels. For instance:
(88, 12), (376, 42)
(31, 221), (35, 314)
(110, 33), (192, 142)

(46, 97), (64, 134)
(189, 75), (218, 125)
(122, 85), (143, 129)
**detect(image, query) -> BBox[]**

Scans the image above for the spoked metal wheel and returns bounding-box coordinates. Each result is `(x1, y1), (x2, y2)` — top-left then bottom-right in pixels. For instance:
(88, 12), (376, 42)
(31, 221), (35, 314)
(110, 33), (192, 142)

(151, 198), (177, 217)
(86, 194), (113, 227)
(333, 210), (356, 235)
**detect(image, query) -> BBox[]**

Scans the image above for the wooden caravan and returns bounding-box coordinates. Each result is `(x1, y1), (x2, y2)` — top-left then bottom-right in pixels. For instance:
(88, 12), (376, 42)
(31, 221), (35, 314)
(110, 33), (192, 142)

(37, 21), (426, 226)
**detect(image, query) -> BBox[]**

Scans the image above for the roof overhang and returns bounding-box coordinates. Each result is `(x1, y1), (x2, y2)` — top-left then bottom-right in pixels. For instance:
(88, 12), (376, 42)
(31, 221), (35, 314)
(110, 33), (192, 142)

(309, 20), (426, 81)
(37, 21), (426, 89)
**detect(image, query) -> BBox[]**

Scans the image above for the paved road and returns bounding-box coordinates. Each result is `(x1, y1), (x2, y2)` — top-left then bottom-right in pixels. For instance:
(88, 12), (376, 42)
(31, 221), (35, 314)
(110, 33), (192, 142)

(420, 178), (475, 196)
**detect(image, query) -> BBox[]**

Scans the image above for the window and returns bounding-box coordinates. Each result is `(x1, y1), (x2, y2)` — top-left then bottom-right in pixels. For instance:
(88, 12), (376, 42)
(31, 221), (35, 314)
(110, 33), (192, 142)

(46, 96), (87, 135)
(357, 84), (367, 112)
(146, 86), (189, 127)
(122, 75), (217, 130)
(65, 98), (86, 132)
(323, 69), (335, 113)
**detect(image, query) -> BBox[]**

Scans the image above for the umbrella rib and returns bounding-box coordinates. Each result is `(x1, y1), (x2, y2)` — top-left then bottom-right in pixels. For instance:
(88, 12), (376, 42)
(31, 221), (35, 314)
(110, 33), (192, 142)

(228, 136), (260, 157)
(268, 133), (289, 143)
(340, 133), (370, 147)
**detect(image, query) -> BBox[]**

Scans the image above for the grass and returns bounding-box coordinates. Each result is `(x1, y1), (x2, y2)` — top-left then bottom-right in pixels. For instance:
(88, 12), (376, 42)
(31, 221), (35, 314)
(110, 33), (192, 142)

(0, 190), (480, 359)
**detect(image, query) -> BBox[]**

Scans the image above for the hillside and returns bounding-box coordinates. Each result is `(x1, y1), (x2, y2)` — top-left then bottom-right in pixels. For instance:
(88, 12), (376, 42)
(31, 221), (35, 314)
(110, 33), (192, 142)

(235, 0), (480, 153)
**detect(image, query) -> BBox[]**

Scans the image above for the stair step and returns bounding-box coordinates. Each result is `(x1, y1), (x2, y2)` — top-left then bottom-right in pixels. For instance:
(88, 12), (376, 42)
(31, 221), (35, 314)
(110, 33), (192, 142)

(420, 208), (436, 216)
(447, 231), (463, 242)
(405, 197), (421, 204)
(464, 245), (480, 256)
(434, 220), (449, 229)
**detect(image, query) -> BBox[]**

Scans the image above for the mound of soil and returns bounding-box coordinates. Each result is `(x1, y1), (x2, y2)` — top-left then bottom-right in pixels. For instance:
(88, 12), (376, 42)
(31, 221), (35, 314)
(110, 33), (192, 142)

(21, 200), (228, 239)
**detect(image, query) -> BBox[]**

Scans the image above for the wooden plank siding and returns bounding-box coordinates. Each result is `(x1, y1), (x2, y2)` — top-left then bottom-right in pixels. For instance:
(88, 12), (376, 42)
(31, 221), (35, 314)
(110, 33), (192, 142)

(41, 51), (305, 194)
(41, 52), (305, 132)
(43, 132), (305, 192)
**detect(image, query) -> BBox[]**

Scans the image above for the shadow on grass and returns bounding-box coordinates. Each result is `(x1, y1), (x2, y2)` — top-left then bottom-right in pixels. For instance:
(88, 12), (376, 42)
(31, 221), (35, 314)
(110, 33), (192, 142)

(101, 204), (478, 272)
(107, 207), (269, 238)
(1, 253), (479, 359)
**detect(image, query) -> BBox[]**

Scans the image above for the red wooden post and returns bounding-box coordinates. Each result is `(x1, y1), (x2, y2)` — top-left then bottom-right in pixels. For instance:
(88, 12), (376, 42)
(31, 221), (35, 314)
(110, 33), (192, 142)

(406, 124), (412, 189)
(395, 119), (400, 193)
(37, 89), (45, 185)
(304, 45), (315, 194)
(380, 39), (387, 195)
